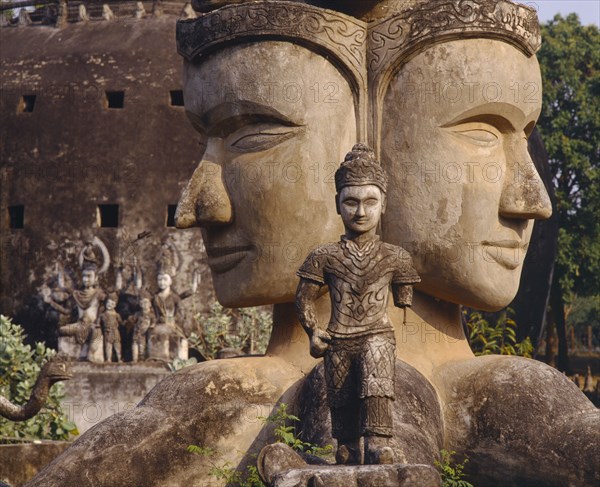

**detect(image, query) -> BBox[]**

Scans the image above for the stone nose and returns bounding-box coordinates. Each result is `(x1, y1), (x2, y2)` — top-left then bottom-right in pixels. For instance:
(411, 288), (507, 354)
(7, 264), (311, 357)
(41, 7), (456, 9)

(175, 144), (233, 228)
(499, 144), (552, 220)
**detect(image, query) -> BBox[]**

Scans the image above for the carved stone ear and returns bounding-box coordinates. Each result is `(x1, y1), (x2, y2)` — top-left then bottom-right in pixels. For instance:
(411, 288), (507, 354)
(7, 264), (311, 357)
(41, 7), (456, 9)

(335, 194), (341, 215)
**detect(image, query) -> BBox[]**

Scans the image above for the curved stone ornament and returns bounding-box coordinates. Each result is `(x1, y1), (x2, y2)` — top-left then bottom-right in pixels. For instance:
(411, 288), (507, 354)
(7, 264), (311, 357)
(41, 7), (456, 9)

(177, 1), (368, 138)
(367, 0), (541, 147)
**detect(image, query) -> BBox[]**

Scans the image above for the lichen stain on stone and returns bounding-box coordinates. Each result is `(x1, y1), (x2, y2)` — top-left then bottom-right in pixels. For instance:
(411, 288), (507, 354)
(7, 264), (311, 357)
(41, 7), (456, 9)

(204, 381), (216, 395)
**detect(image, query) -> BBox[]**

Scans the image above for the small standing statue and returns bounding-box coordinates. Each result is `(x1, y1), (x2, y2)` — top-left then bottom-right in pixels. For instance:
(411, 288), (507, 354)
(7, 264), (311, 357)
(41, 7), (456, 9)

(296, 144), (420, 465)
(148, 241), (194, 361)
(131, 292), (155, 362)
(99, 292), (123, 362)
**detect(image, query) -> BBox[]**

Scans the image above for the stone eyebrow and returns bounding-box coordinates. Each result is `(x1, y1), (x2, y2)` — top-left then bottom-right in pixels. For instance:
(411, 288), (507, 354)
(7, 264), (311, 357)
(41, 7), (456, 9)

(439, 102), (529, 132)
(197, 101), (301, 136)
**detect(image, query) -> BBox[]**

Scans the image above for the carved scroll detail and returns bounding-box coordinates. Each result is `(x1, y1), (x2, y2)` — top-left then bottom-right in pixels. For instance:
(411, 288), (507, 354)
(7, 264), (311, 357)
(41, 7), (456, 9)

(368, 0), (541, 78)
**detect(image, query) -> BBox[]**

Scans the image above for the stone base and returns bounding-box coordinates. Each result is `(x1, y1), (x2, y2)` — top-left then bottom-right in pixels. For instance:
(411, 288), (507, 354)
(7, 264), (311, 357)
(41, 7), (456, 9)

(0, 441), (71, 487)
(62, 362), (170, 434)
(272, 464), (441, 487)
(58, 336), (104, 363)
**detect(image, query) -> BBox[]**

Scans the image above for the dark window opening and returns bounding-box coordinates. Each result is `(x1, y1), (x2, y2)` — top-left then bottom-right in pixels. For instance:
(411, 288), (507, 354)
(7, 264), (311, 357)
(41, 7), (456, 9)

(97, 204), (119, 227)
(8, 205), (25, 229)
(169, 90), (184, 107)
(105, 91), (125, 109)
(21, 95), (36, 113)
(166, 205), (177, 227)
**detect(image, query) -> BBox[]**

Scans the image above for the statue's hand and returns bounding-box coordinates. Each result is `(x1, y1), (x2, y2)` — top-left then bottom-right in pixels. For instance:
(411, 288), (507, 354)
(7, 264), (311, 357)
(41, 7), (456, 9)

(310, 329), (331, 358)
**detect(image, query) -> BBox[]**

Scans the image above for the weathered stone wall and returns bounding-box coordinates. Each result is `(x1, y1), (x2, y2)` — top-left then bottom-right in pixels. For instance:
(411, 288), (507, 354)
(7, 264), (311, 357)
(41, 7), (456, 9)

(0, 8), (214, 345)
(62, 362), (171, 434)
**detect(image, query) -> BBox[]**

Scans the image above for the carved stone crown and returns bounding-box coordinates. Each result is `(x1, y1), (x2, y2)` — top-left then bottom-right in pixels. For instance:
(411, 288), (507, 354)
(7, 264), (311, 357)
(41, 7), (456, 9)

(369, 0), (541, 78)
(176, 1), (366, 74)
(335, 143), (388, 193)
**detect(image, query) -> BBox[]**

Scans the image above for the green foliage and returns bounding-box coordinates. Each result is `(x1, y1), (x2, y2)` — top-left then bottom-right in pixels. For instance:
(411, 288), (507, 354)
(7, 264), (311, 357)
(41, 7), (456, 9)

(260, 403), (333, 458)
(435, 450), (474, 487)
(187, 444), (265, 487)
(189, 303), (272, 360)
(464, 308), (533, 357)
(0, 315), (78, 443)
(187, 404), (331, 486)
(567, 295), (600, 348)
(167, 357), (198, 372)
(537, 14), (600, 298)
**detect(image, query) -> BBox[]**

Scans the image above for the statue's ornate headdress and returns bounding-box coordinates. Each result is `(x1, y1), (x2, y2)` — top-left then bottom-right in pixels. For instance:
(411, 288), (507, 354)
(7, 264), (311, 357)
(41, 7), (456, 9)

(176, 0), (368, 139)
(335, 143), (388, 193)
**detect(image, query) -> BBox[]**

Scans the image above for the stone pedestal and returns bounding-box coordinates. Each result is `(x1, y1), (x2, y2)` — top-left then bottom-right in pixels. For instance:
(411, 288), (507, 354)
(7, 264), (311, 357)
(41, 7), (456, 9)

(271, 464), (441, 487)
(58, 335), (104, 363)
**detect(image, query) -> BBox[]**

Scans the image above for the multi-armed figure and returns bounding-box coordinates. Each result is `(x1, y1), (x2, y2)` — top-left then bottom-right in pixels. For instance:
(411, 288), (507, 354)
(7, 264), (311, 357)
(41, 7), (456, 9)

(296, 143), (420, 465)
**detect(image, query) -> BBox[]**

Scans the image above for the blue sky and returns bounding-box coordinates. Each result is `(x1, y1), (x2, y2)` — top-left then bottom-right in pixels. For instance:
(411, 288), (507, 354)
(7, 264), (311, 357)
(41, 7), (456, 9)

(529, 0), (600, 26)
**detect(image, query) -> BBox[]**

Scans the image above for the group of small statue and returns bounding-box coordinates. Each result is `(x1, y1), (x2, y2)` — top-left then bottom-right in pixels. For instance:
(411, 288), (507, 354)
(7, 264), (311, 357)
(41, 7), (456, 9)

(42, 237), (194, 363)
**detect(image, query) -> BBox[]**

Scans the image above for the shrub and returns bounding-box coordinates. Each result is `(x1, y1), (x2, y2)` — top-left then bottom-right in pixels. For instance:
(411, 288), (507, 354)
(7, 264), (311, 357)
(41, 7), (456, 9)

(0, 315), (78, 443)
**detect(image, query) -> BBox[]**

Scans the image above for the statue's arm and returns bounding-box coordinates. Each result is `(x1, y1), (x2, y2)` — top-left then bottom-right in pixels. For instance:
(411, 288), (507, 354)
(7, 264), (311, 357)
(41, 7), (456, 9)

(392, 283), (414, 308)
(296, 278), (330, 358)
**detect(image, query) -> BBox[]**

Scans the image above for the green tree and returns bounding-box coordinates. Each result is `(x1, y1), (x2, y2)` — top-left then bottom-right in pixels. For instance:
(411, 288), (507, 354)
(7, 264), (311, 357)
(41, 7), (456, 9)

(536, 14), (600, 371)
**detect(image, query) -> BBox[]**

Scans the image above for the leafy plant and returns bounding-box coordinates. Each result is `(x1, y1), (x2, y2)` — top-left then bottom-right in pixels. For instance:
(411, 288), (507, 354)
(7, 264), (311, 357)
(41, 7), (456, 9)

(187, 445), (265, 487)
(187, 403), (332, 486)
(464, 308), (533, 358)
(0, 315), (78, 443)
(189, 303), (272, 360)
(260, 403), (333, 457)
(435, 449), (474, 487)
(168, 357), (198, 372)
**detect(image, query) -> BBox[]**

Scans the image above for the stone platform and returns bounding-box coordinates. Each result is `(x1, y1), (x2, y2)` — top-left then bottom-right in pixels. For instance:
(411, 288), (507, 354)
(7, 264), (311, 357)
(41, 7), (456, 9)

(272, 464), (441, 487)
(63, 362), (170, 434)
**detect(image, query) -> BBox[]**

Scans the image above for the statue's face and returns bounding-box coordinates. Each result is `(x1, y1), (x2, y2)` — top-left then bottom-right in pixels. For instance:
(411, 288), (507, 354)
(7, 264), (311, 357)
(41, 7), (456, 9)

(337, 184), (385, 236)
(178, 42), (353, 307)
(380, 39), (551, 310)
(157, 273), (171, 291)
(105, 299), (116, 311)
(81, 270), (96, 288)
(140, 298), (152, 313)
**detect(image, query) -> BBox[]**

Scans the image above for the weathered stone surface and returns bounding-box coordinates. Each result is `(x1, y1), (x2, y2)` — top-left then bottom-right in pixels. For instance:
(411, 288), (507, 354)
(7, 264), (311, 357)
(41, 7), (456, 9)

(26, 357), (305, 487)
(437, 356), (600, 487)
(258, 443), (309, 485)
(0, 442), (70, 487)
(271, 463), (441, 487)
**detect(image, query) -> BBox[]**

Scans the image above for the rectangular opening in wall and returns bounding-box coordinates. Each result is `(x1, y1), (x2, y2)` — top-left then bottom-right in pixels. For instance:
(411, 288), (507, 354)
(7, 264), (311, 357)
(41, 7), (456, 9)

(105, 91), (124, 109)
(19, 95), (36, 113)
(97, 204), (119, 227)
(166, 205), (177, 227)
(8, 205), (25, 229)
(169, 90), (184, 107)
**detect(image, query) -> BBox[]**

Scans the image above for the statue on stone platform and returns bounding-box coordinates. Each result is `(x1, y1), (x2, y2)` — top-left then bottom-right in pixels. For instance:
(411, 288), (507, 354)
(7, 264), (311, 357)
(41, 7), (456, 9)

(296, 144), (420, 465)
(44, 262), (105, 362)
(99, 292), (123, 362)
(43, 236), (110, 362)
(147, 239), (193, 361)
(130, 291), (155, 362)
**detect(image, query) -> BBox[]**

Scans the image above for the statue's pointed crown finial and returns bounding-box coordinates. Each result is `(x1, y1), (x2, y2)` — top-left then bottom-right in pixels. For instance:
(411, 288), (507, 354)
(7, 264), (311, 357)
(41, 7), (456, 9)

(335, 143), (388, 193)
